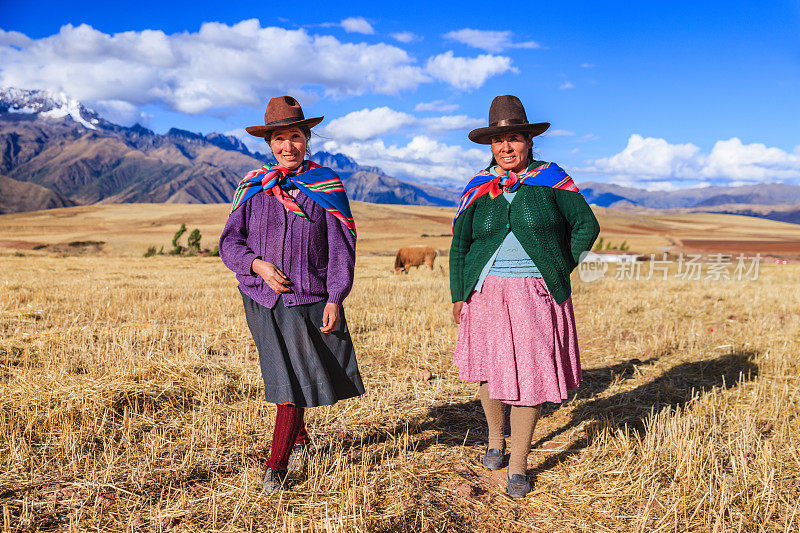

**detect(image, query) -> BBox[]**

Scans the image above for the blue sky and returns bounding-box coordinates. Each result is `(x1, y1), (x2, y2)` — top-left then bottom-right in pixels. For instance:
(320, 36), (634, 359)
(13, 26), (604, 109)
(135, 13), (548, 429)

(2, 0), (799, 189)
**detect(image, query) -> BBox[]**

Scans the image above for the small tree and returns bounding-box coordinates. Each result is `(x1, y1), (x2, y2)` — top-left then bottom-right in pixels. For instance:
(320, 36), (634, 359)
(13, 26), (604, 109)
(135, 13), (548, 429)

(187, 228), (201, 256)
(171, 224), (187, 255)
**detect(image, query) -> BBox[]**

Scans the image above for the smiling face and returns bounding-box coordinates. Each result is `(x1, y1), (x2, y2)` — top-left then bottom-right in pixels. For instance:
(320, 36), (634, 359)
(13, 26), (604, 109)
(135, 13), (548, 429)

(490, 131), (532, 174)
(269, 126), (308, 170)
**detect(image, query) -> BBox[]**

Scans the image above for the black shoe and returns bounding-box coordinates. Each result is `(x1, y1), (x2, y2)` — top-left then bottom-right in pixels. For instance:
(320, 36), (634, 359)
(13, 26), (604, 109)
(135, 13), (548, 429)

(481, 443), (506, 470)
(507, 473), (531, 499)
(262, 468), (287, 495)
(287, 443), (308, 474)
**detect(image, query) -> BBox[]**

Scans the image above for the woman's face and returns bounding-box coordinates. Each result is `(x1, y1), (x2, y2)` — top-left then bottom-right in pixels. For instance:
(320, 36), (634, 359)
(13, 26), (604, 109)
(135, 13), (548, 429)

(269, 126), (307, 170)
(490, 131), (531, 174)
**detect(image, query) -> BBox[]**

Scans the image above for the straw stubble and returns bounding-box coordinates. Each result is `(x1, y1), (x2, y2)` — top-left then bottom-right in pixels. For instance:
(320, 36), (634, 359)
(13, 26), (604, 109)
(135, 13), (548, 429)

(0, 254), (798, 531)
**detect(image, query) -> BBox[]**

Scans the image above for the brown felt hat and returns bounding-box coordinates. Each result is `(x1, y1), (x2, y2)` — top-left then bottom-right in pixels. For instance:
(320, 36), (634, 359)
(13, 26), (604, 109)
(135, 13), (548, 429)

(468, 95), (550, 144)
(245, 95), (324, 138)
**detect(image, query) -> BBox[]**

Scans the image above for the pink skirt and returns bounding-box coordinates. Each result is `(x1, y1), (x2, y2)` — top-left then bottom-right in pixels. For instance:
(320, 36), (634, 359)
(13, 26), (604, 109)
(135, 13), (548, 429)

(454, 276), (582, 406)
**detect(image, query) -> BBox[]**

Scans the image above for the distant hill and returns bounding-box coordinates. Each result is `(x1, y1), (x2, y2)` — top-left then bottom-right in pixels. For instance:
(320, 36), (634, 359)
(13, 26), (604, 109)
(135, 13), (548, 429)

(0, 173), (75, 213)
(676, 204), (800, 225)
(581, 181), (800, 209)
(0, 87), (459, 213)
(578, 181), (800, 225)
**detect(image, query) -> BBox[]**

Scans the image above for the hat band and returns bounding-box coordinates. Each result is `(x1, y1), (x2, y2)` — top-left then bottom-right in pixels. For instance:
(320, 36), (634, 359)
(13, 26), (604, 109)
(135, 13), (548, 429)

(265, 116), (305, 126)
(489, 118), (527, 127)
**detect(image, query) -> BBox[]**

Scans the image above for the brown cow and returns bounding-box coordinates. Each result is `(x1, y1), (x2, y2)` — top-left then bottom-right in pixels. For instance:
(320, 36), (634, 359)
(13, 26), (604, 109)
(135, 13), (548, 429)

(394, 246), (439, 274)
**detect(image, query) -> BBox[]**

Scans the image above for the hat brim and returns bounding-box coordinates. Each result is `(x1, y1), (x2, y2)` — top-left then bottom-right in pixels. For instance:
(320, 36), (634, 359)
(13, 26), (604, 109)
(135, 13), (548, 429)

(245, 116), (324, 138)
(468, 122), (550, 144)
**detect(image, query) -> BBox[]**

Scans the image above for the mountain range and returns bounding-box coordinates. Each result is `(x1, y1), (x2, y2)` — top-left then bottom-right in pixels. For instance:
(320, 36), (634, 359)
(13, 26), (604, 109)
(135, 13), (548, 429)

(2, 87), (800, 224)
(580, 181), (800, 224)
(581, 181), (800, 209)
(0, 87), (459, 214)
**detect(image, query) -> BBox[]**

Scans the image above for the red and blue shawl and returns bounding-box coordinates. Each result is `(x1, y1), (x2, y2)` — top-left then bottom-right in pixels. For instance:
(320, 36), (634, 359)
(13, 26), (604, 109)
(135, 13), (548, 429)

(452, 162), (580, 231)
(229, 160), (356, 238)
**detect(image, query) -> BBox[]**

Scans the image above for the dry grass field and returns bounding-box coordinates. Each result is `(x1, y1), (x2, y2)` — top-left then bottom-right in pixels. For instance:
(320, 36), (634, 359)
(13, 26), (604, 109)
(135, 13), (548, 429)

(5, 201), (800, 257)
(1, 203), (800, 532)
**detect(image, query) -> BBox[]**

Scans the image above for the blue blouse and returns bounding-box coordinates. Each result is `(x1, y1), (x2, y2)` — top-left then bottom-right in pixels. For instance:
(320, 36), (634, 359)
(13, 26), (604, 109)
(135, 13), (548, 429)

(474, 189), (542, 292)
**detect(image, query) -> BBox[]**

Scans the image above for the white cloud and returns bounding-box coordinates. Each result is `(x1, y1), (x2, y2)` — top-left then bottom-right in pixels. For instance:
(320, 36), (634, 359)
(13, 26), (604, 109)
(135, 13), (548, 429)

(414, 100), (458, 112)
(546, 129), (575, 137)
(580, 63), (594, 68)
(322, 135), (490, 185)
(559, 81), (575, 90)
(425, 51), (515, 90)
(421, 115), (483, 132)
(0, 21), (427, 114)
(318, 107), (482, 141)
(702, 138), (800, 181)
(340, 17), (375, 35)
(586, 134), (800, 186)
(589, 134), (701, 179)
(0, 22), (511, 115)
(230, 106), (488, 179)
(443, 28), (540, 53)
(0, 29), (33, 47)
(391, 31), (420, 43)
(319, 107), (417, 142)
(91, 99), (152, 126)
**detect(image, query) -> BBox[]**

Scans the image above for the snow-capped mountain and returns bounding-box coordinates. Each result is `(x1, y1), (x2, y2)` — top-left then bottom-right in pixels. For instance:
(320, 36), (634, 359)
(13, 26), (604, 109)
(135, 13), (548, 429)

(0, 87), (106, 130)
(0, 87), (460, 213)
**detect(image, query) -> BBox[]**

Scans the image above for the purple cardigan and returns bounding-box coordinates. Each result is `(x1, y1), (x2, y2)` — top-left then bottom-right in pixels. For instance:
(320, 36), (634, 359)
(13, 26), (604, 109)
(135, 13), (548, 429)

(219, 190), (356, 309)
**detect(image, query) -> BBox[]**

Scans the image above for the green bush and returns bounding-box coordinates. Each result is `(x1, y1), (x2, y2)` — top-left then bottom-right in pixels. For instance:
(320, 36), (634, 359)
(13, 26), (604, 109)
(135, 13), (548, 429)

(594, 237), (604, 251)
(187, 228), (201, 256)
(171, 224), (187, 255)
(149, 225), (206, 257)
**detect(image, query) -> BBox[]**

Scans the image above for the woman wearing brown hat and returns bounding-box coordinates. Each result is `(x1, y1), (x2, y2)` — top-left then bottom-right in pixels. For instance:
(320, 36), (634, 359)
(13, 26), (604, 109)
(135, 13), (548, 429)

(219, 96), (365, 494)
(450, 95), (600, 499)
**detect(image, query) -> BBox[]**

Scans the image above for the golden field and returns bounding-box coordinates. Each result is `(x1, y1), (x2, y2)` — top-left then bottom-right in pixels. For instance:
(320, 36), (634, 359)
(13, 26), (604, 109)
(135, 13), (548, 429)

(1, 203), (799, 532)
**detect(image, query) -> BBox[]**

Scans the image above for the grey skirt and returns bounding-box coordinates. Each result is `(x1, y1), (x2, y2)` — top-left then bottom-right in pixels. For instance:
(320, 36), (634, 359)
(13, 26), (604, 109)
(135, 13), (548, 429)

(241, 291), (365, 408)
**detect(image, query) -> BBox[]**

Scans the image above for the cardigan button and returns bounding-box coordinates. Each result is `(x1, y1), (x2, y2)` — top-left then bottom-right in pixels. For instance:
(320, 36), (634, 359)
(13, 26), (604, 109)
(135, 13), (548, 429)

(505, 223), (510, 229)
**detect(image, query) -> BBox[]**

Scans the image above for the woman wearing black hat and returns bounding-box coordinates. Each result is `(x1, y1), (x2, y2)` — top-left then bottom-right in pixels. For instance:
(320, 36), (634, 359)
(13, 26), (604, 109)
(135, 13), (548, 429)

(450, 95), (600, 499)
(219, 96), (365, 495)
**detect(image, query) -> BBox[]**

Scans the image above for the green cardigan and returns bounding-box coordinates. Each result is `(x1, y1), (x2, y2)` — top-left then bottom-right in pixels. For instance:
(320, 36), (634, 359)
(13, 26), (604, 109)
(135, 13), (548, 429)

(449, 180), (600, 305)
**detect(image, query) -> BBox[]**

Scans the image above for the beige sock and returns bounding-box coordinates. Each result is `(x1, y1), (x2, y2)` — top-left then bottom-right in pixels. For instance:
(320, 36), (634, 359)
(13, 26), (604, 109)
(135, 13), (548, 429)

(508, 405), (541, 477)
(479, 382), (506, 450)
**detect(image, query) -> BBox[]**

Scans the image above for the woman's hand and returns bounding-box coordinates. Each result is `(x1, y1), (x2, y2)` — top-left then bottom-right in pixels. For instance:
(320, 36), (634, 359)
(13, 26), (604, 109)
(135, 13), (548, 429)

(320, 303), (340, 333)
(453, 301), (465, 324)
(252, 259), (292, 293)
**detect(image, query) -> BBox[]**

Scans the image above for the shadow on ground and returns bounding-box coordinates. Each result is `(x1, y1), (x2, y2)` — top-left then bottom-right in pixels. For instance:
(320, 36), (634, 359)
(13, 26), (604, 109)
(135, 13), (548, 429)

(527, 349), (758, 480)
(294, 351), (758, 480)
